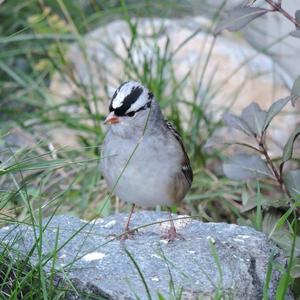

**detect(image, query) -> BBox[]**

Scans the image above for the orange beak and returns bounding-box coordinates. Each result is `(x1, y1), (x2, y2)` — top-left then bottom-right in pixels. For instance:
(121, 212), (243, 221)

(104, 112), (120, 125)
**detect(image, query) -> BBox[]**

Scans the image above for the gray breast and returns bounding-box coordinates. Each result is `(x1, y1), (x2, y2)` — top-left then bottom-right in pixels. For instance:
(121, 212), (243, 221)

(100, 127), (185, 207)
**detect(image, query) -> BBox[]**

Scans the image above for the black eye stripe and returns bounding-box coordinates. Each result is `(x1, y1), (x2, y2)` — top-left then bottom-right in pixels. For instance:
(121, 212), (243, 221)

(114, 86), (143, 116)
(148, 91), (153, 100)
(126, 111), (136, 117)
(109, 101), (113, 112)
(124, 101), (152, 117)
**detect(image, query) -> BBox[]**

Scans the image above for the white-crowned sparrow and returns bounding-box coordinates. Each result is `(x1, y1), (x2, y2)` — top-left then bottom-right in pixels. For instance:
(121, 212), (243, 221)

(101, 81), (193, 240)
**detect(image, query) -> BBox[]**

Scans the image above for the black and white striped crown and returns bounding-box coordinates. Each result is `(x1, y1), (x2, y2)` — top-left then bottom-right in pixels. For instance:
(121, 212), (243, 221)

(109, 81), (154, 117)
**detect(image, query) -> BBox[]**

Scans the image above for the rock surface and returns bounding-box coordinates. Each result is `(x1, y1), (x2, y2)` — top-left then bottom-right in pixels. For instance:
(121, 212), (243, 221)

(0, 212), (292, 299)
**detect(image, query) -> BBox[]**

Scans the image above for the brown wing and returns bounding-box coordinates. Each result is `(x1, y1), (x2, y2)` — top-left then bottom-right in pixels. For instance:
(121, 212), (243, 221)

(165, 120), (193, 187)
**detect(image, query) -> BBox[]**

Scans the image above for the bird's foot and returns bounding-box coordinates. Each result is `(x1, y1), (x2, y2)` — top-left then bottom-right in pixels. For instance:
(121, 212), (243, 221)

(161, 226), (184, 242)
(105, 228), (138, 241)
(119, 228), (138, 241)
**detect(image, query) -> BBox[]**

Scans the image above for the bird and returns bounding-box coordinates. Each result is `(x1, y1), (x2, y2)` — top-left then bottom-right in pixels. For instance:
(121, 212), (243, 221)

(101, 81), (193, 240)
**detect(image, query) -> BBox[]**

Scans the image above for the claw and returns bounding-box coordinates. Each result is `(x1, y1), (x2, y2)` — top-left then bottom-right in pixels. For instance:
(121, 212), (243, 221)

(120, 228), (138, 241)
(106, 228), (138, 241)
(161, 226), (185, 242)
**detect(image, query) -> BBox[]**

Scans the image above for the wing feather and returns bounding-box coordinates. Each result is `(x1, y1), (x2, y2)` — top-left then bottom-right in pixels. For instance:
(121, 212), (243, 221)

(165, 120), (193, 187)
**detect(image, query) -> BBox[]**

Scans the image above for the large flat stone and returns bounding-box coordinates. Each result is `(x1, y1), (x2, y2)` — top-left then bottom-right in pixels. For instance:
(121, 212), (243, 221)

(0, 212), (292, 299)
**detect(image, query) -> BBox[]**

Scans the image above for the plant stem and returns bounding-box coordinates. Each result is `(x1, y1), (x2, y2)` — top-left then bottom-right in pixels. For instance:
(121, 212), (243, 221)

(258, 137), (282, 186)
(259, 136), (294, 200)
(265, 0), (300, 28)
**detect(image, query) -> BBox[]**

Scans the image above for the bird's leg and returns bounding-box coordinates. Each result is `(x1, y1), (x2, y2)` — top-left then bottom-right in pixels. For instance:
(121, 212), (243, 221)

(121, 203), (136, 240)
(162, 209), (184, 242)
(124, 203), (135, 232)
(167, 209), (178, 240)
(168, 210), (176, 235)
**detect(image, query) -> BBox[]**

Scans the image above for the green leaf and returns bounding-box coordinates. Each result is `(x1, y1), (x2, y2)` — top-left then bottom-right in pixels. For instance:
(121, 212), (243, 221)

(291, 76), (300, 106)
(267, 208), (293, 239)
(283, 170), (300, 199)
(241, 186), (256, 212)
(272, 230), (300, 257)
(223, 112), (254, 136)
(223, 154), (274, 181)
(241, 196), (257, 212)
(241, 102), (267, 136)
(215, 6), (269, 34)
(276, 272), (290, 300)
(263, 97), (291, 131)
(291, 264), (300, 279)
(157, 293), (166, 300)
(204, 136), (260, 152)
(281, 125), (300, 167)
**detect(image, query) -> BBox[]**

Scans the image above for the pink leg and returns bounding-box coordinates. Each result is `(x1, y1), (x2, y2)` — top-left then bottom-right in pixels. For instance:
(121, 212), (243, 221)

(162, 209), (184, 242)
(121, 203), (136, 240)
(124, 203), (135, 232)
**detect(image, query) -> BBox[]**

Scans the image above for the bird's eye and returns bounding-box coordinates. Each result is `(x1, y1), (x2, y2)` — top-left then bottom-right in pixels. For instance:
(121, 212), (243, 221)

(126, 111), (136, 117)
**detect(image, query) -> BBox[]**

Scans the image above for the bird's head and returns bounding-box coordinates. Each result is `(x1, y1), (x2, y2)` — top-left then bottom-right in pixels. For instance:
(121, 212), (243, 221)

(104, 81), (155, 128)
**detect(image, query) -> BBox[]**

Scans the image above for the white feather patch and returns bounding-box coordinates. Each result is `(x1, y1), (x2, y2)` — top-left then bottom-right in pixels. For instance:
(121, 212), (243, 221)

(112, 81), (149, 112)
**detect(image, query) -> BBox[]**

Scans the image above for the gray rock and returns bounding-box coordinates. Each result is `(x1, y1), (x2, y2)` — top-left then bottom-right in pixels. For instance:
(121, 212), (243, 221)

(0, 212), (292, 299)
